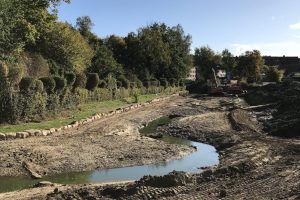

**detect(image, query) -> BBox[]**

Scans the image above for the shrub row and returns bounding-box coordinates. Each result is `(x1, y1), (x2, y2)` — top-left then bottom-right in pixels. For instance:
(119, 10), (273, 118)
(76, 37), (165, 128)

(0, 86), (184, 124)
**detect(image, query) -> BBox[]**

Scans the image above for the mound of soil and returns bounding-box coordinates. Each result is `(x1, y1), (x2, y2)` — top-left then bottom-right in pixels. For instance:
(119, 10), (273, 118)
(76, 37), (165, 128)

(245, 81), (300, 138)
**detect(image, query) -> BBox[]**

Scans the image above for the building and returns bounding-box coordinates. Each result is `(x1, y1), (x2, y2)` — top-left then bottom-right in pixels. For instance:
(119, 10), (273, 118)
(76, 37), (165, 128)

(263, 56), (300, 74)
(187, 67), (197, 81)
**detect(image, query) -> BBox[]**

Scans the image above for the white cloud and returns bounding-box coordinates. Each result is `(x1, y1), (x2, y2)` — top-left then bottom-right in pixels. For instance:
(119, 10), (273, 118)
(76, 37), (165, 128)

(289, 22), (300, 30)
(230, 41), (300, 56)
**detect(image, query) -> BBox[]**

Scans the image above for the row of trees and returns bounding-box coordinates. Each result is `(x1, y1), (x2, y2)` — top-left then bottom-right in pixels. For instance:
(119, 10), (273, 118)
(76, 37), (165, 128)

(194, 46), (283, 83)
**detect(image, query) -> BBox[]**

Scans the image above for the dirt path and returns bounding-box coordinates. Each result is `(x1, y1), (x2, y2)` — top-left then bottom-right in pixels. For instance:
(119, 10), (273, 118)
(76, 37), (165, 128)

(1, 96), (300, 200)
(0, 96), (193, 178)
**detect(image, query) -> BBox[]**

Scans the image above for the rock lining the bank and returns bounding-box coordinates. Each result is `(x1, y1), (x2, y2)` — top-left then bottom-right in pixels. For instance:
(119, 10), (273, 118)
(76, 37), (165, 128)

(0, 94), (180, 141)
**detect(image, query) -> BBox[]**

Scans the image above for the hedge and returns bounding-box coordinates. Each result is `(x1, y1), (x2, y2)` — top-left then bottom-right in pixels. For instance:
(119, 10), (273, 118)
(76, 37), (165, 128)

(0, 85), (184, 124)
(86, 73), (100, 91)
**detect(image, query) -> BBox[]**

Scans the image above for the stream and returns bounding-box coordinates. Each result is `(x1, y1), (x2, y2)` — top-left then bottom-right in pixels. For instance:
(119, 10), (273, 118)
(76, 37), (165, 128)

(0, 116), (219, 193)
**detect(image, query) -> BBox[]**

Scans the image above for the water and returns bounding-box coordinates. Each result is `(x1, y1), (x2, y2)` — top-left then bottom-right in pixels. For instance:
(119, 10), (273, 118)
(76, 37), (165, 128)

(0, 116), (219, 193)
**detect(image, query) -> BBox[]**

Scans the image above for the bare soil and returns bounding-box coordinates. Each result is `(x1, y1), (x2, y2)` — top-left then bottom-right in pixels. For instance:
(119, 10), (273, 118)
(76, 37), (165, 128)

(0, 97), (193, 178)
(1, 96), (300, 200)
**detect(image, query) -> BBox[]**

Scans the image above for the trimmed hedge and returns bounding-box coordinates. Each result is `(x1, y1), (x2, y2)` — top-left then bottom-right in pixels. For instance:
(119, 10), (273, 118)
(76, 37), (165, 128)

(19, 77), (36, 93)
(65, 72), (76, 87)
(86, 73), (100, 91)
(40, 77), (56, 94)
(53, 76), (67, 91)
(74, 73), (87, 88)
(99, 80), (107, 88)
(0, 84), (184, 124)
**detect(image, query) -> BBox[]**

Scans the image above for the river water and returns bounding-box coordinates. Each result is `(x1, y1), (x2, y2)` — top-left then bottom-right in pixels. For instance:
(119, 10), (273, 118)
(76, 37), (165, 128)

(0, 116), (219, 193)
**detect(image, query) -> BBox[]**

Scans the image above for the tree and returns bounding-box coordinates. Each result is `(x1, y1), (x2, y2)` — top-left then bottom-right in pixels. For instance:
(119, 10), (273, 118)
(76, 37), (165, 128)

(88, 45), (123, 79)
(236, 50), (264, 82)
(122, 23), (192, 81)
(165, 25), (193, 80)
(137, 23), (172, 78)
(76, 16), (94, 38)
(221, 49), (236, 75)
(106, 35), (126, 64)
(264, 66), (284, 82)
(0, 0), (70, 59)
(194, 46), (222, 80)
(41, 22), (93, 73)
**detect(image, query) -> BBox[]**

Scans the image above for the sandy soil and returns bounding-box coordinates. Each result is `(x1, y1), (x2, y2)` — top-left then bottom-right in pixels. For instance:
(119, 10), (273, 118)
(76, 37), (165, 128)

(1, 96), (300, 200)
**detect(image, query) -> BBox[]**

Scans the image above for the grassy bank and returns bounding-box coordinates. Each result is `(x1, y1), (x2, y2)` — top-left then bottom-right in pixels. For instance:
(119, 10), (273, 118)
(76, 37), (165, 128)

(0, 93), (166, 133)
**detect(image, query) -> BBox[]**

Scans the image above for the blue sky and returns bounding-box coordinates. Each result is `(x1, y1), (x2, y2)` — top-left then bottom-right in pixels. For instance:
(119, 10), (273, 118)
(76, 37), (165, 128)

(58, 0), (300, 56)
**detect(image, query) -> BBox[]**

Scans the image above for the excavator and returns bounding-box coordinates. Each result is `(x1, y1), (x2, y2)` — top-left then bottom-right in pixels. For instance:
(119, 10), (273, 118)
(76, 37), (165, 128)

(208, 68), (245, 96)
(209, 68), (224, 95)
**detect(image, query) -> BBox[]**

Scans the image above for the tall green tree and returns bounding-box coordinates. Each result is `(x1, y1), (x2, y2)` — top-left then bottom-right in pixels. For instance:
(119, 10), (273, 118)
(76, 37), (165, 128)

(236, 50), (264, 82)
(105, 35), (127, 65)
(221, 49), (236, 75)
(76, 16), (94, 38)
(41, 22), (93, 73)
(0, 0), (70, 59)
(88, 45), (123, 79)
(123, 23), (192, 81)
(194, 46), (222, 80)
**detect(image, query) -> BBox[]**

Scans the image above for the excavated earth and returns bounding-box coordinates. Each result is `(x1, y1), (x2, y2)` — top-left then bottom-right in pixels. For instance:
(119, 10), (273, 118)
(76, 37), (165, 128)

(1, 95), (300, 200)
(0, 97), (193, 178)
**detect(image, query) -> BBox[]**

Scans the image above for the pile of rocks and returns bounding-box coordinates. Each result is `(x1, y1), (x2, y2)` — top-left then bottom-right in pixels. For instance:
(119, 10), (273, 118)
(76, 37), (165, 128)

(0, 95), (178, 141)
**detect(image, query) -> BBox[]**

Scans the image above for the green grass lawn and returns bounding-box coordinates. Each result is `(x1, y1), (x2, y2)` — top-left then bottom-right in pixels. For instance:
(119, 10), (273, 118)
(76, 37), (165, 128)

(0, 93), (165, 133)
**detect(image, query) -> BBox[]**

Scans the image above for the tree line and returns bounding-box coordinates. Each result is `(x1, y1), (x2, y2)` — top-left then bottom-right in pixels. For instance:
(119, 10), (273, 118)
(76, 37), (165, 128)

(0, 0), (193, 89)
(194, 46), (284, 83)
(0, 0), (188, 124)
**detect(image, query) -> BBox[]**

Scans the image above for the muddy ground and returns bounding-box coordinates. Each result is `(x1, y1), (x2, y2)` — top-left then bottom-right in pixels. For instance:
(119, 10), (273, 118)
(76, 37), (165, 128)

(0, 97), (193, 177)
(1, 95), (300, 200)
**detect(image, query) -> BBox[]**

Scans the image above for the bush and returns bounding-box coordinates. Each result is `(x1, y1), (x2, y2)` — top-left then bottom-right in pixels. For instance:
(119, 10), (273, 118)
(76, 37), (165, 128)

(40, 77), (56, 94)
(144, 80), (151, 88)
(19, 77), (36, 93)
(117, 81), (123, 88)
(150, 78), (160, 87)
(60, 89), (77, 109)
(74, 73), (87, 88)
(53, 76), (67, 91)
(47, 93), (60, 111)
(136, 79), (143, 88)
(99, 80), (107, 88)
(90, 88), (112, 101)
(130, 82), (137, 89)
(118, 76), (130, 89)
(264, 66), (284, 83)
(35, 80), (44, 93)
(106, 74), (117, 90)
(117, 88), (130, 98)
(21, 52), (49, 78)
(65, 72), (76, 86)
(7, 63), (24, 86)
(169, 78), (178, 87)
(74, 88), (89, 104)
(86, 73), (100, 91)
(0, 61), (9, 81)
(160, 79), (169, 88)
(179, 79), (185, 87)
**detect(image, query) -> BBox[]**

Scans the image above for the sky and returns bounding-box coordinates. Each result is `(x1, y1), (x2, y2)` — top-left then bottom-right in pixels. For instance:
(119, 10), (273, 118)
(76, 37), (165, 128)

(58, 0), (300, 56)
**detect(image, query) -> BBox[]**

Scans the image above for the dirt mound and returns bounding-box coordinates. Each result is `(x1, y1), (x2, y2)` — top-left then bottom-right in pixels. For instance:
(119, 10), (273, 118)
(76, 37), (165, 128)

(137, 171), (193, 188)
(246, 81), (300, 138)
(229, 109), (261, 133)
